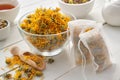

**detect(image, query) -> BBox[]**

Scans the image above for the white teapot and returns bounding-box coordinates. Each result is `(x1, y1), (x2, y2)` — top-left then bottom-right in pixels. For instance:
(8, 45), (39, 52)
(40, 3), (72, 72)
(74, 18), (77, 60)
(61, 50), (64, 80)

(102, 0), (120, 26)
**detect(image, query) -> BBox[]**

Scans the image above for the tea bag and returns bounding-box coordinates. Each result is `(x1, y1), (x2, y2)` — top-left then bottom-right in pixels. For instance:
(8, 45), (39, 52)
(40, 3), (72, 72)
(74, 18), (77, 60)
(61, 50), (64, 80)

(78, 28), (112, 72)
(68, 20), (96, 65)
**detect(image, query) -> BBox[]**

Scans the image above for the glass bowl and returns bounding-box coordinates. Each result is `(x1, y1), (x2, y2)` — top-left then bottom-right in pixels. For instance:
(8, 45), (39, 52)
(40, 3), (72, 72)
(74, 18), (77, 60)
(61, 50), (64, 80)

(17, 11), (75, 56)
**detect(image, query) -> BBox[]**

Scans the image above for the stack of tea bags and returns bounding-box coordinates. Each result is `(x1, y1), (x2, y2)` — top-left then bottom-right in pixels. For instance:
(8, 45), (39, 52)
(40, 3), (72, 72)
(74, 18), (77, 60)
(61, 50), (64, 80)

(68, 19), (112, 72)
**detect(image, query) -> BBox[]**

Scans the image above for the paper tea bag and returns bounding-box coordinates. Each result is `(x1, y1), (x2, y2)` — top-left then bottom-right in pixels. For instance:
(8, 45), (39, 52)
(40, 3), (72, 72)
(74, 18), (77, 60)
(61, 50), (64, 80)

(78, 28), (112, 72)
(68, 19), (96, 65)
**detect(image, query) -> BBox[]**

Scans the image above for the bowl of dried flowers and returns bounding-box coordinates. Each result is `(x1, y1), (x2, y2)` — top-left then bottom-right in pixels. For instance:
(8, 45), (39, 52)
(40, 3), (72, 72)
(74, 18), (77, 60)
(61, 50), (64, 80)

(58, 0), (95, 18)
(17, 7), (76, 56)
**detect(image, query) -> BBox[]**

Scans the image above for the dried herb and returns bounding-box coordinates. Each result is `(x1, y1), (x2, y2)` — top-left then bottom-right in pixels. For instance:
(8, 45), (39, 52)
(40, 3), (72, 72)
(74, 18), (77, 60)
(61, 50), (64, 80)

(47, 58), (54, 64)
(63, 0), (90, 4)
(0, 19), (8, 29)
(4, 73), (12, 79)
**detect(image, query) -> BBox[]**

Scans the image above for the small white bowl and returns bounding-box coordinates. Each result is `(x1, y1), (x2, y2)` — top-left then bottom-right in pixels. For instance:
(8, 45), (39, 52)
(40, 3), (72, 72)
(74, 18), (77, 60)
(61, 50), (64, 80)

(58, 0), (95, 18)
(0, 19), (10, 41)
(0, 0), (20, 22)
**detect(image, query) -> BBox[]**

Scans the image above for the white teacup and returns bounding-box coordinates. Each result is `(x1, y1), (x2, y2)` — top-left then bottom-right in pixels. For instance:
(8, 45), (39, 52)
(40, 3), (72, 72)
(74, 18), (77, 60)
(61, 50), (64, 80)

(0, 0), (20, 22)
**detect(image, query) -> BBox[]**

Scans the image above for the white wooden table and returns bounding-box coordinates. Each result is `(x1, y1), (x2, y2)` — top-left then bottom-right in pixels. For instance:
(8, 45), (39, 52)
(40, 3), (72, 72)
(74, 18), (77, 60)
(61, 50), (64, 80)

(1, 0), (120, 80)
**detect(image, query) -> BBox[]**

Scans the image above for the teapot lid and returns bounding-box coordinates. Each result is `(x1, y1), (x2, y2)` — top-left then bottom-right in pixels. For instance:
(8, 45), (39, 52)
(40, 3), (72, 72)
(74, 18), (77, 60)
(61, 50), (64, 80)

(113, 0), (120, 5)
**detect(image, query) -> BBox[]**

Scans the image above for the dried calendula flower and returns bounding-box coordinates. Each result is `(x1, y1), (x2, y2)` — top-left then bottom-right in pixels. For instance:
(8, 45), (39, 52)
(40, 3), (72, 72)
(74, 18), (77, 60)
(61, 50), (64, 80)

(21, 77), (27, 80)
(14, 70), (22, 79)
(36, 71), (43, 76)
(63, 0), (90, 4)
(85, 27), (94, 32)
(47, 58), (55, 64)
(4, 73), (12, 79)
(5, 53), (45, 80)
(20, 7), (70, 35)
(6, 57), (12, 65)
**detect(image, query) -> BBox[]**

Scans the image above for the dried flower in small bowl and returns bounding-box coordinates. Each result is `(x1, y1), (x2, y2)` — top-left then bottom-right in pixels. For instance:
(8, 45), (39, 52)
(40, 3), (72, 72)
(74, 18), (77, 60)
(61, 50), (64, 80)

(0, 19), (8, 29)
(63, 0), (90, 4)
(0, 19), (10, 41)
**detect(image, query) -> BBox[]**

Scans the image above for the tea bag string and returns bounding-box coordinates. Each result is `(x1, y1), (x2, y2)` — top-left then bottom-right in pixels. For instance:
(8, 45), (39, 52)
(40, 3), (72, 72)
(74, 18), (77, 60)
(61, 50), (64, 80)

(78, 39), (87, 80)
(79, 33), (99, 72)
